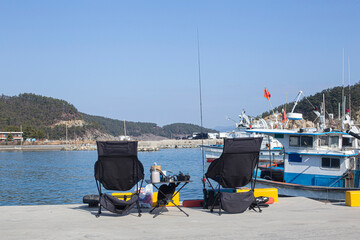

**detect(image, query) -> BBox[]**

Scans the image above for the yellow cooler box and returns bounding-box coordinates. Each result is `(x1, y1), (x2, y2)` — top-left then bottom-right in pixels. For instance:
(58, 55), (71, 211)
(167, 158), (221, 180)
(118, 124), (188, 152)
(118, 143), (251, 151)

(111, 192), (134, 201)
(346, 191), (360, 207)
(111, 192), (180, 207)
(152, 192), (179, 207)
(236, 188), (278, 202)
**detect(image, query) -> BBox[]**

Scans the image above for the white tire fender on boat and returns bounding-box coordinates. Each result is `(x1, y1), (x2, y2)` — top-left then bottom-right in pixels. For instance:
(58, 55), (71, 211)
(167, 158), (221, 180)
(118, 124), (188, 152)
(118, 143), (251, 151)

(287, 113), (303, 120)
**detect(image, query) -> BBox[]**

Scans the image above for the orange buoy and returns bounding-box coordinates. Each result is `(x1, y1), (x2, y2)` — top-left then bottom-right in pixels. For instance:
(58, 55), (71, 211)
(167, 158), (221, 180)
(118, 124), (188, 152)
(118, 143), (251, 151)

(266, 197), (274, 204)
(182, 199), (204, 207)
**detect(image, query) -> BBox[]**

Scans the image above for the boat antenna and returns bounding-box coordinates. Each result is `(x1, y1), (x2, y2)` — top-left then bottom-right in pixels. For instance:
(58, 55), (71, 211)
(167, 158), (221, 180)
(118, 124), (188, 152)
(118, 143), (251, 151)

(197, 29), (206, 189)
(124, 119), (127, 138)
(226, 116), (237, 123)
(285, 90), (303, 128)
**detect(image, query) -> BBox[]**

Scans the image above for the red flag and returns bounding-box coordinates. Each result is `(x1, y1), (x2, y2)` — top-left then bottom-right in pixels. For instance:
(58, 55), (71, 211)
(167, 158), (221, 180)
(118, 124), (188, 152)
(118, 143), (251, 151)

(282, 109), (287, 123)
(264, 88), (271, 100)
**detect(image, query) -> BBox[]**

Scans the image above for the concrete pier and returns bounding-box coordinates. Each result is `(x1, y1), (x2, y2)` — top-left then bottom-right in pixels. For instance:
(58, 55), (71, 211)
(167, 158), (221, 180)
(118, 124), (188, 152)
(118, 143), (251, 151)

(1, 197), (359, 240)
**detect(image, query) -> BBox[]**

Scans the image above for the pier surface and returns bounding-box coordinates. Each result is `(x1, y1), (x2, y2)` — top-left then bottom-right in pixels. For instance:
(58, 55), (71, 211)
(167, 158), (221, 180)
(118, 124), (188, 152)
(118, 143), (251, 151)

(1, 197), (359, 240)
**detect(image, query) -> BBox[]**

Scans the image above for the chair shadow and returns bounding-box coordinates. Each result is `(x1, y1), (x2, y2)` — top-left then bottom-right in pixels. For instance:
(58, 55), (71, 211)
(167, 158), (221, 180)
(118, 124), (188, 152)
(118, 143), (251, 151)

(198, 205), (265, 215)
(71, 204), (152, 218)
(148, 206), (169, 217)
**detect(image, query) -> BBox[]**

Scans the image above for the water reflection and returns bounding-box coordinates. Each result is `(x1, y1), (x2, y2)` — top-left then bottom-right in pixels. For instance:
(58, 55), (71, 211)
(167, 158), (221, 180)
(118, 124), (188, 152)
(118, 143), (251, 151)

(0, 148), (205, 206)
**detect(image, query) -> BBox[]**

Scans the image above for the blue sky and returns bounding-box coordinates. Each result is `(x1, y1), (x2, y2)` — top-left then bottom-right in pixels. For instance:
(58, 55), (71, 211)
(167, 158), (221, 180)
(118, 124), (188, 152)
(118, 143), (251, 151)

(1, 1), (360, 128)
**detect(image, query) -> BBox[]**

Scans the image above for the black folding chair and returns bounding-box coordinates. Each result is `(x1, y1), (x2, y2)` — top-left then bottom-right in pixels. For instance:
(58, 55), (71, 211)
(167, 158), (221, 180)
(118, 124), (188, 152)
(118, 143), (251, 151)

(205, 137), (263, 215)
(94, 141), (144, 217)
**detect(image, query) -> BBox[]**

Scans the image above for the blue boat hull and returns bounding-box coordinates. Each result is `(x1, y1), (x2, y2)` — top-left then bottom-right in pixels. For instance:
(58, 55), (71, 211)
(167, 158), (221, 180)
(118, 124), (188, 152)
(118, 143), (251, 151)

(254, 178), (360, 201)
(284, 172), (344, 187)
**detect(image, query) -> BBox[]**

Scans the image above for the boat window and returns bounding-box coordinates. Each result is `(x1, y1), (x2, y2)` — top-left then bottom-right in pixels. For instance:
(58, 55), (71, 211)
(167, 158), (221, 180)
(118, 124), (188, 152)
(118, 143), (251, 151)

(289, 136), (313, 147)
(329, 136), (339, 148)
(275, 134), (284, 139)
(289, 154), (302, 162)
(321, 158), (340, 169)
(300, 136), (313, 147)
(332, 158), (340, 168)
(289, 136), (300, 146)
(319, 136), (329, 146)
(322, 158), (330, 167)
(342, 137), (353, 147)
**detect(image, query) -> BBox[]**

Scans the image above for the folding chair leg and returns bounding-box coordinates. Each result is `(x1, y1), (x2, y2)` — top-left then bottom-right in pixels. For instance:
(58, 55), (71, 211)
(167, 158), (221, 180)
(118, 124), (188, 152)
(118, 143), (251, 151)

(218, 198), (222, 216)
(150, 204), (158, 213)
(210, 193), (220, 213)
(136, 200), (142, 217)
(255, 202), (262, 213)
(249, 202), (262, 213)
(96, 205), (102, 218)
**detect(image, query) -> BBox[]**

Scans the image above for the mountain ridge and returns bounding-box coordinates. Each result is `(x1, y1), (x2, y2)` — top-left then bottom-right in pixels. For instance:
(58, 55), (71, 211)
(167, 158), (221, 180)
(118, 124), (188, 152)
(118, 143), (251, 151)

(0, 93), (217, 140)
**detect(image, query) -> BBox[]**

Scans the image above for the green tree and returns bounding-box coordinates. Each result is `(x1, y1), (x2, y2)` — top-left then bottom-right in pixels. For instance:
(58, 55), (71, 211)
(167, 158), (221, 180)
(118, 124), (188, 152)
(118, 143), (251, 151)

(37, 129), (45, 140)
(5, 125), (20, 132)
(23, 125), (37, 139)
(6, 133), (13, 142)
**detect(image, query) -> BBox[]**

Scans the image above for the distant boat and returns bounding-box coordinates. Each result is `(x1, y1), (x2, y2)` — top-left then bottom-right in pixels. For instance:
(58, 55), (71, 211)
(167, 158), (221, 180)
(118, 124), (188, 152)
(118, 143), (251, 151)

(201, 110), (284, 163)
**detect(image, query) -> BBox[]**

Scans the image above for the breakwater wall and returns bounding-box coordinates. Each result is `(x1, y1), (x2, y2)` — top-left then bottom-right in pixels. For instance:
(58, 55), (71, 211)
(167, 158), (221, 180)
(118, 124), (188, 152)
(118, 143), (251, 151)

(0, 139), (222, 152)
(137, 139), (221, 151)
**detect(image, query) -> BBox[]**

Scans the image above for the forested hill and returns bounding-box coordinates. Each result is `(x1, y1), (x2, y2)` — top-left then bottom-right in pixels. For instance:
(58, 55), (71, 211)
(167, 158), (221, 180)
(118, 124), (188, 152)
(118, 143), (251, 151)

(261, 82), (360, 122)
(0, 93), (217, 140)
(0, 93), (80, 127)
(82, 113), (217, 138)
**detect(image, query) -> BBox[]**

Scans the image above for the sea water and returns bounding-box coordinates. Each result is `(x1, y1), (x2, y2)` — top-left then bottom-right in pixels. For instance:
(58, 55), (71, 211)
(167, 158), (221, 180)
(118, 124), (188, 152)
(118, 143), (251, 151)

(0, 148), (207, 206)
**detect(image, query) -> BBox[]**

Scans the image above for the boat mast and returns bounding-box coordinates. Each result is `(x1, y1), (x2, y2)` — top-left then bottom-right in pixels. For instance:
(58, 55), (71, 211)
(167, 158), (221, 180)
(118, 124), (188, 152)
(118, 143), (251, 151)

(321, 94), (326, 130)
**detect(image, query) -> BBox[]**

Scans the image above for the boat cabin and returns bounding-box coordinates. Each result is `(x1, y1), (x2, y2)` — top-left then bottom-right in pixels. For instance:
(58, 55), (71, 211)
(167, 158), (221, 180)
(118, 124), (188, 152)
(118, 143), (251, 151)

(248, 129), (360, 188)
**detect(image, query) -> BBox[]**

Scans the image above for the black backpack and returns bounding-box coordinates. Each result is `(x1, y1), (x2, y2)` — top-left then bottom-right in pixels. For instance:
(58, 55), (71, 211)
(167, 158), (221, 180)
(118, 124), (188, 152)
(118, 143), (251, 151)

(157, 183), (176, 205)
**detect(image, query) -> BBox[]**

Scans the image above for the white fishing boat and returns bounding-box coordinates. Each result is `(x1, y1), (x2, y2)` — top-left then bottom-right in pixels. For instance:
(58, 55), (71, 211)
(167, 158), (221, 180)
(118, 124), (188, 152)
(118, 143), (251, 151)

(201, 110), (284, 163)
(247, 95), (360, 201)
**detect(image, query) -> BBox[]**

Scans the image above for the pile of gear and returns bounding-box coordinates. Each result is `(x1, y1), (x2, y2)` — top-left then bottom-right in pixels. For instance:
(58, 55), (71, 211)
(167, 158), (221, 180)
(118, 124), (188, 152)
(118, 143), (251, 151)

(150, 163), (190, 183)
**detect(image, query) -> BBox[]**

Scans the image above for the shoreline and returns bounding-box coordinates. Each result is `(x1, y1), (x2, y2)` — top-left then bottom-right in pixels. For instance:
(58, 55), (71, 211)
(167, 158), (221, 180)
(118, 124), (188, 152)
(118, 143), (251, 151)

(0, 139), (221, 152)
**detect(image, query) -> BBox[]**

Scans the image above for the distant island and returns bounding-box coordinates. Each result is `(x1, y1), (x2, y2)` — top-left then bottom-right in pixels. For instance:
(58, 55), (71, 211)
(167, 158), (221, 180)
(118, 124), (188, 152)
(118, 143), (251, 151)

(0, 93), (217, 141)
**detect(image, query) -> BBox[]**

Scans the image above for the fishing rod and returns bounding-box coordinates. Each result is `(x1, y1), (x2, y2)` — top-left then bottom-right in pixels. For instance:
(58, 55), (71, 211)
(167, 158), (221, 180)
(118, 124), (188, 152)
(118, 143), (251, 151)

(348, 56), (351, 119)
(197, 29), (206, 190)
